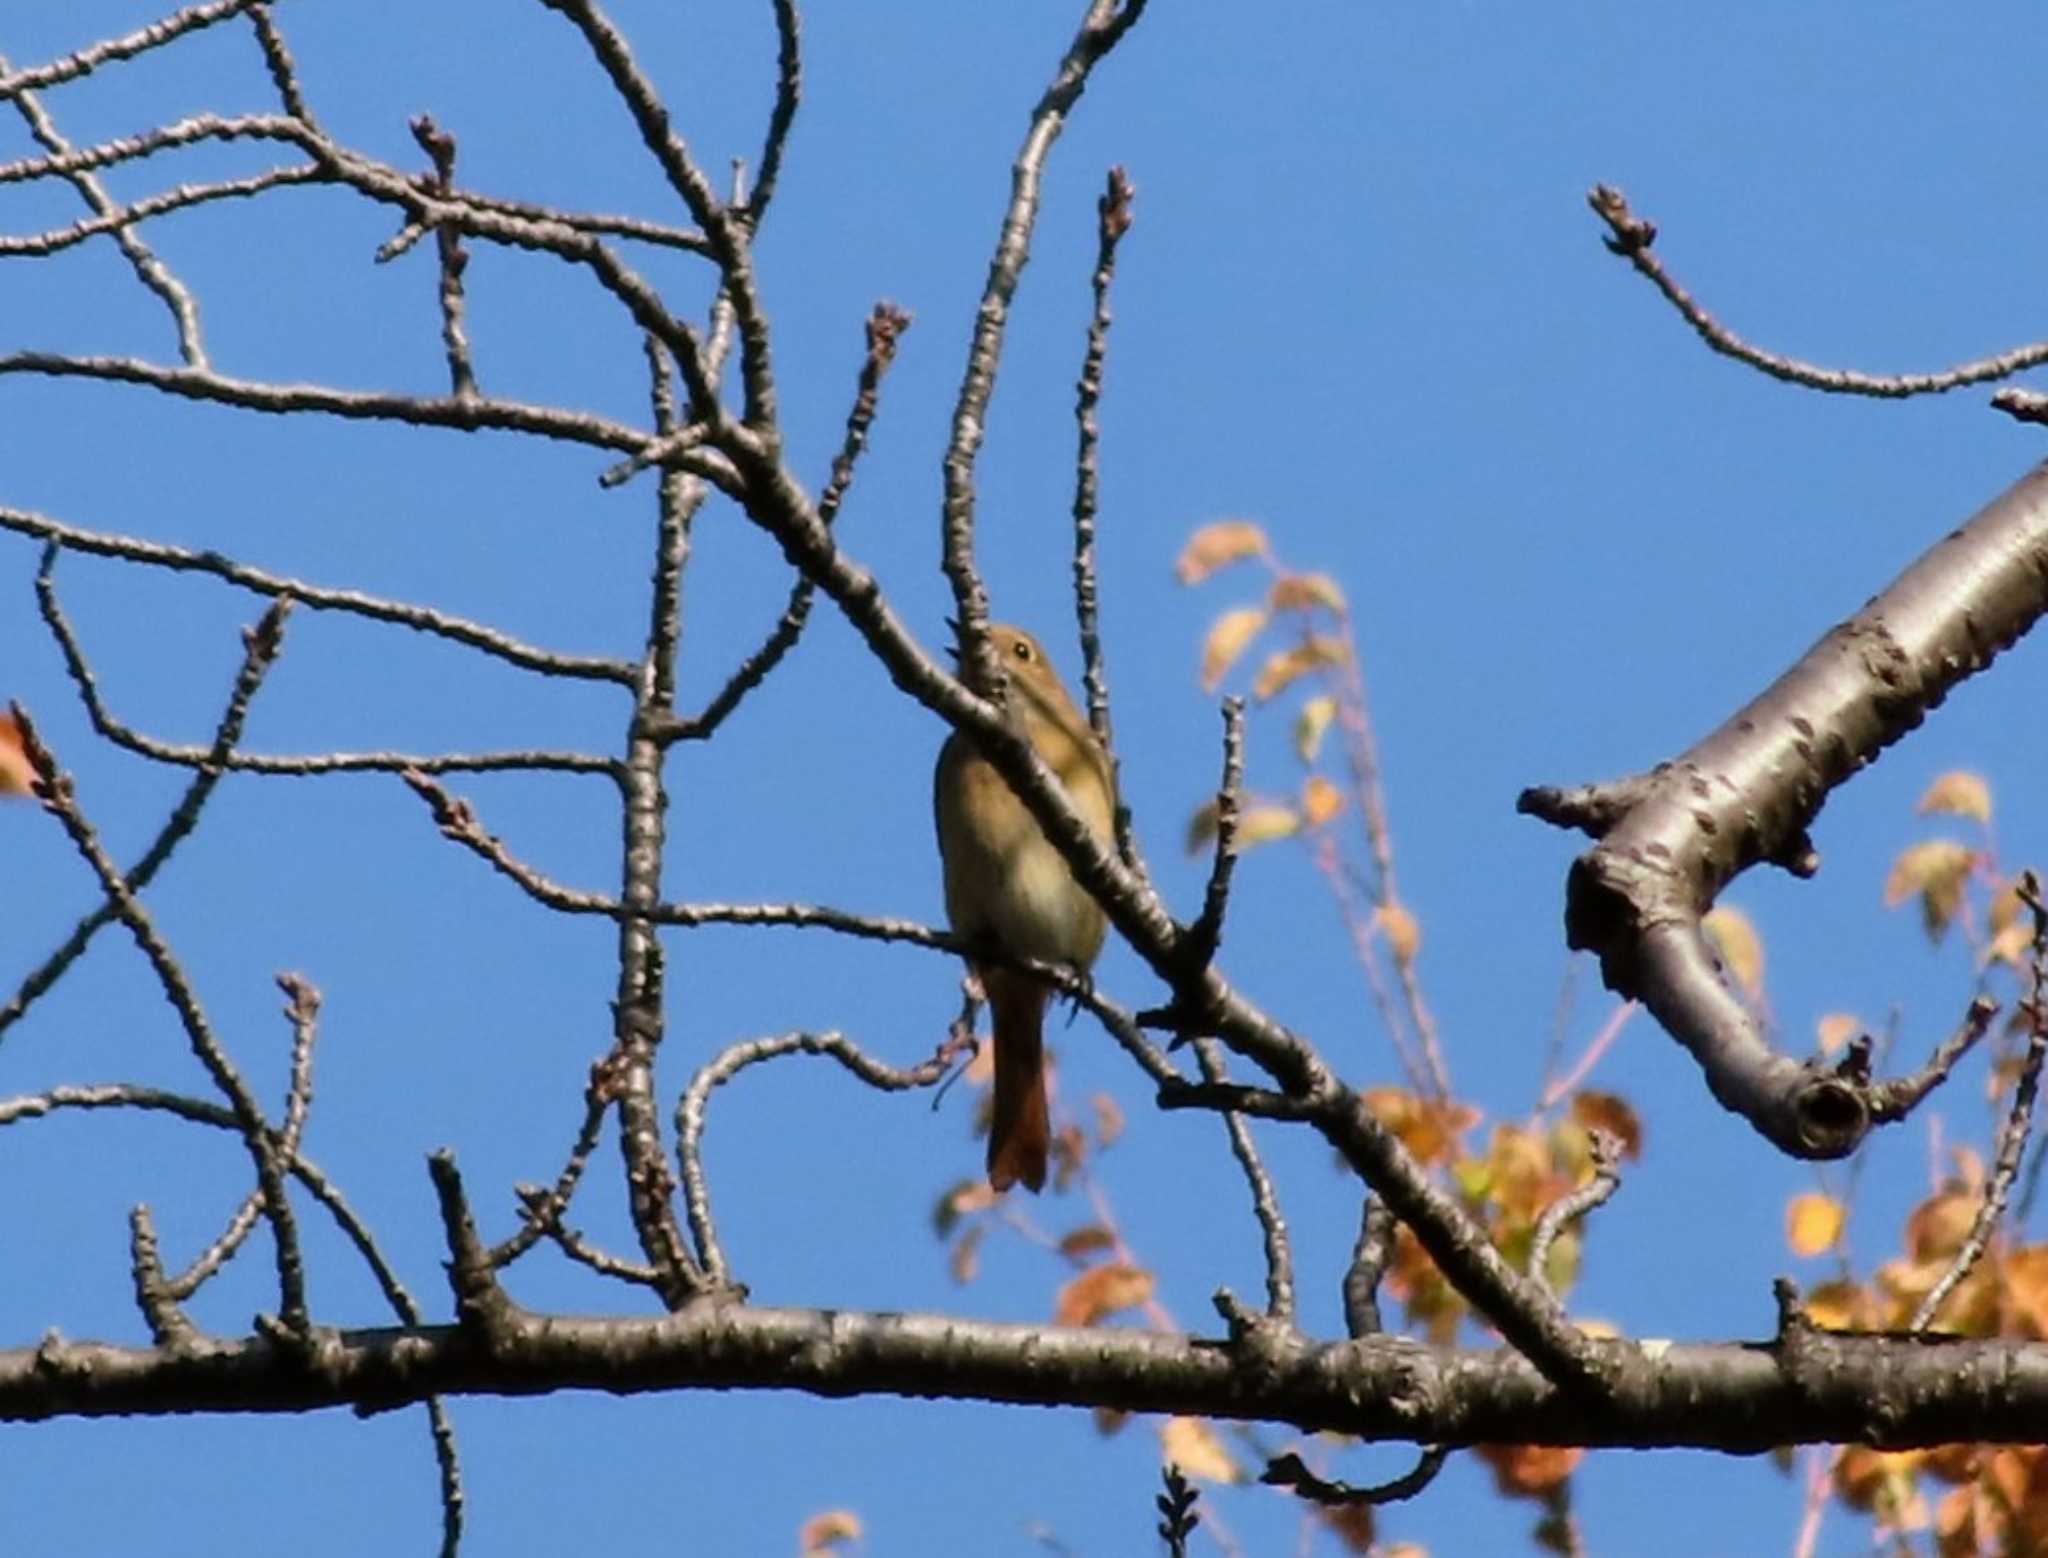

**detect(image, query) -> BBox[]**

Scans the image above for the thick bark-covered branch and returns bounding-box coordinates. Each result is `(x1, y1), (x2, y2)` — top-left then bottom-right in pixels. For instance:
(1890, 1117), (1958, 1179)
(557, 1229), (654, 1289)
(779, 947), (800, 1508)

(1522, 460), (2048, 1157)
(8, 1304), (2048, 1452)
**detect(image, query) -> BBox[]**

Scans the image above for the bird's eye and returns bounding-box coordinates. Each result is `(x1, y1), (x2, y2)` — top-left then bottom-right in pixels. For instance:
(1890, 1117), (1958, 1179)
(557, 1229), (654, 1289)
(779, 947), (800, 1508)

(1012, 640), (1033, 662)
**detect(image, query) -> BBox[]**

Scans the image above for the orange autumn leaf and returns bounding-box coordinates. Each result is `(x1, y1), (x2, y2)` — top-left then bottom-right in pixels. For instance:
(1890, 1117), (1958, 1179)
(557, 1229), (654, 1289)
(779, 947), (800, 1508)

(1568, 1090), (1643, 1160)
(1476, 1442), (1582, 1498)
(1319, 1502), (1377, 1553)
(2002, 1246), (2048, 1339)
(1175, 520), (1268, 584)
(931, 1179), (997, 1237)
(1057, 1225), (1117, 1263)
(1054, 1261), (1153, 1326)
(798, 1510), (863, 1553)
(1815, 1012), (1861, 1055)
(1301, 774), (1345, 828)
(0, 711), (35, 798)
(1786, 1192), (1846, 1257)
(1361, 1087), (1475, 1166)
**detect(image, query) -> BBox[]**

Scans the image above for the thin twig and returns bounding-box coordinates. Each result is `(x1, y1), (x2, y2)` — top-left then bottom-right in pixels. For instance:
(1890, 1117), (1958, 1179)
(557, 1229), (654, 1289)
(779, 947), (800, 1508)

(127, 1205), (199, 1348)
(1072, 169), (1135, 858)
(409, 115), (479, 402)
(5, 509), (636, 682)
(163, 975), (326, 1302)
(941, 0), (1153, 648)
(0, 1), (261, 105)
(537, 0), (776, 426)
(737, 0), (801, 230)
(1535, 1001), (1639, 1114)
(1528, 1130), (1624, 1302)
(512, 1185), (662, 1287)
(1184, 698), (1245, 976)
(244, 3), (316, 125)
(35, 552), (610, 779)
(1913, 874), (2048, 1331)
(16, 707), (311, 1337)
(0, 588), (288, 1042)
(1588, 184), (2048, 398)
(0, 52), (206, 365)
(1342, 1198), (1396, 1337)
(0, 166), (321, 259)
(489, 1089), (610, 1269)
(1194, 1039), (1294, 1322)
(676, 1029), (968, 1285)
(1260, 1445), (1450, 1507)
(1865, 994), (2000, 1123)
(665, 302), (910, 741)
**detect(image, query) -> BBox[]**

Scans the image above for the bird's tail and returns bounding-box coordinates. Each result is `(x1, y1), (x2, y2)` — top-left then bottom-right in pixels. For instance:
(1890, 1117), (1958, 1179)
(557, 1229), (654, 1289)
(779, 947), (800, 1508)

(984, 969), (1051, 1193)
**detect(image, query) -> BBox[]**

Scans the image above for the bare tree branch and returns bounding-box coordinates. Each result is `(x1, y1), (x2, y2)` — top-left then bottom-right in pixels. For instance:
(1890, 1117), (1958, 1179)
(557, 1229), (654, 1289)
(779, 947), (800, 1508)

(1522, 460), (2048, 1158)
(1588, 184), (2048, 397)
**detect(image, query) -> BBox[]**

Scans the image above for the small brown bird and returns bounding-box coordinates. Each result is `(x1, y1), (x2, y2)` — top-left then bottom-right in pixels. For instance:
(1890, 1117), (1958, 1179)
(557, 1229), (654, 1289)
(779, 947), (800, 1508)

(934, 624), (1117, 1192)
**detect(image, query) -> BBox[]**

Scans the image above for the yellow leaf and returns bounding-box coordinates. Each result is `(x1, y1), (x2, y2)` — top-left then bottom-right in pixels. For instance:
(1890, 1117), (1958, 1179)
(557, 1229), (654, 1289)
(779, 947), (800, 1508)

(1236, 806), (1301, 849)
(1252, 635), (1347, 701)
(1990, 878), (2030, 936)
(1986, 923), (2033, 971)
(1803, 1279), (1874, 1331)
(1904, 1190), (1976, 1263)
(1184, 798), (1219, 854)
(1917, 771), (1992, 824)
(1267, 572), (1347, 613)
(1174, 520), (1268, 584)
(1200, 606), (1268, 691)
(1294, 695), (1337, 763)
(1160, 1416), (1243, 1484)
(1884, 840), (1975, 942)
(1054, 1261), (1154, 1326)
(1376, 902), (1421, 967)
(799, 1510), (864, 1554)
(1301, 775), (1345, 828)
(1786, 1191), (1845, 1256)
(1702, 906), (1765, 998)
(1815, 1013), (1861, 1055)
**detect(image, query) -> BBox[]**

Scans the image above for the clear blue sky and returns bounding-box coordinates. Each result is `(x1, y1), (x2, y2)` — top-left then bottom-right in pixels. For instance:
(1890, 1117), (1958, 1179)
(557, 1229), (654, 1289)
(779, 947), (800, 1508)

(3, 3), (2046, 1553)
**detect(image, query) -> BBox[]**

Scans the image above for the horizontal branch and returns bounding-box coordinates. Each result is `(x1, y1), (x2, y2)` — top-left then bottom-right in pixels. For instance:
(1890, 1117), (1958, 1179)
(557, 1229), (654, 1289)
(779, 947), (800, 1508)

(0, 0), (258, 106)
(0, 354), (650, 455)
(7, 1302), (2048, 1452)
(5, 507), (637, 684)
